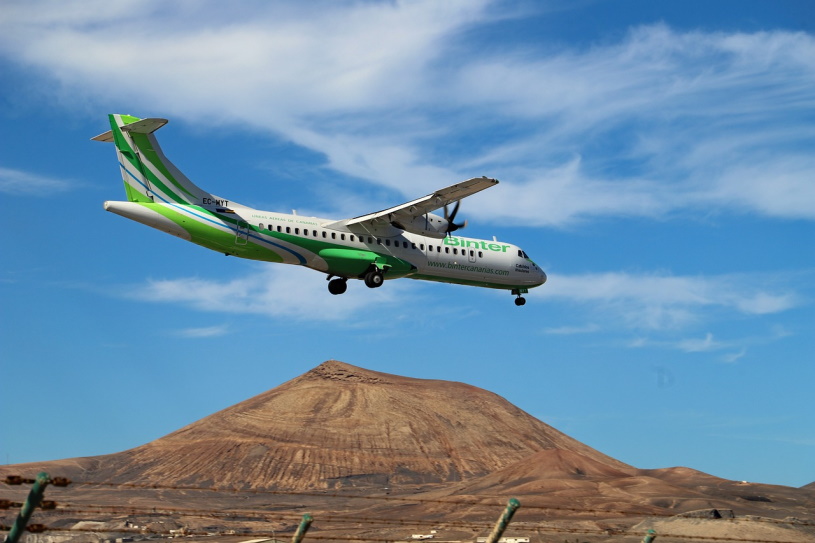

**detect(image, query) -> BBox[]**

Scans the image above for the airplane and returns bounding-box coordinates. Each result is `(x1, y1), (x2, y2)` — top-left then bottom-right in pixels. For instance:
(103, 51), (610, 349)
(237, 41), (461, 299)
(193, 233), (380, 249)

(93, 114), (546, 305)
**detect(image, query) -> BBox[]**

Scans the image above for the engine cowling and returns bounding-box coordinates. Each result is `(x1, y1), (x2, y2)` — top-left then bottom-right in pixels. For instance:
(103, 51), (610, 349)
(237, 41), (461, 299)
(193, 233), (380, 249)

(391, 213), (449, 239)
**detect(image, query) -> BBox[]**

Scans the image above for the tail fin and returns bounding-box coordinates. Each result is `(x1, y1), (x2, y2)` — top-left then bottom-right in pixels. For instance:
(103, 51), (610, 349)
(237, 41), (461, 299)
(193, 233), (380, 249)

(92, 114), (235, 208)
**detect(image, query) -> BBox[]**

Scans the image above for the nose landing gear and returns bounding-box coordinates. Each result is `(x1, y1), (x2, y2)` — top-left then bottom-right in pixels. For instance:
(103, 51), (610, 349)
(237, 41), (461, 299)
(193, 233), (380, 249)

(511, 288), (527, 306)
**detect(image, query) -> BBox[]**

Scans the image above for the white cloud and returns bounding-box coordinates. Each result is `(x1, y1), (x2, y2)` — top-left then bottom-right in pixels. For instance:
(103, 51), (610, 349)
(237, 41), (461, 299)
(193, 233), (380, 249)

(0, 166), (73, 196)
(542, 271), (798, 330)
(135, 264), (418, 323)
(676, 332), (721, 353)
(0, 3), (812, 224)
(170, 324), (230, 339)
(721, 349), (747, 363)
(544, 323), (600, 335)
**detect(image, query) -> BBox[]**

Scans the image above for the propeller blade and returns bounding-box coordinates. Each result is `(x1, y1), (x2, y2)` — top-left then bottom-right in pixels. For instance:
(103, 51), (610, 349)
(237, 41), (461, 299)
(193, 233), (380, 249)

(444, 201), (466, 233)
(445, 201), (460, 223)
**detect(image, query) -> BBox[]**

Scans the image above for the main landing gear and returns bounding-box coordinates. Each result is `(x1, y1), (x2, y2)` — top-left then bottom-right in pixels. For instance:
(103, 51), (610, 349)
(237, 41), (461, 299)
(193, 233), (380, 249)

(511, 288), (527, 306)
(364, 270), (384, 289)
(327, 277), (347, 295)
(326, 269), (385, 295)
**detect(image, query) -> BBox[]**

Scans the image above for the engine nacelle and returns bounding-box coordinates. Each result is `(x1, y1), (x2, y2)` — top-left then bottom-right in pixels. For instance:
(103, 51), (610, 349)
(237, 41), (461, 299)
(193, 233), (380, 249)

(391, 213), (449, 239)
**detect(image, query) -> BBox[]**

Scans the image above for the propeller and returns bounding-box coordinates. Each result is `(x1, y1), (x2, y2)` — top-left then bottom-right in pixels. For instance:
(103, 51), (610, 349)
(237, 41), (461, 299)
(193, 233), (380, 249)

(444, 201), (467, 234)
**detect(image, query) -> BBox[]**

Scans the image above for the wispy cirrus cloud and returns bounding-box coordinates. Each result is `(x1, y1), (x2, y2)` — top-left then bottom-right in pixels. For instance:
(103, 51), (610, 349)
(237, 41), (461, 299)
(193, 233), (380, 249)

(631, 324), (796, 361)
(544, 323), (600, 335)
(0, 2), (812, 225)
(133, 264), (418, 324)
(0, 166), (74, 196)
(170, 324), (231, 339)
(541, 271), (799, 330)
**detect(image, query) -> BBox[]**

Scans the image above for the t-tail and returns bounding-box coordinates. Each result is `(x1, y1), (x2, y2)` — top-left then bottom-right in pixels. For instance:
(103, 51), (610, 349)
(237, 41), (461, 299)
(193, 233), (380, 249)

(92, 114), (237, 210)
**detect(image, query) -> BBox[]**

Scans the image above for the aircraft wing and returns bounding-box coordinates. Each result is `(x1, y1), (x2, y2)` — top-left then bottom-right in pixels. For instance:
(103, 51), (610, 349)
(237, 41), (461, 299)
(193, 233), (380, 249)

(334, 176), (498, 228)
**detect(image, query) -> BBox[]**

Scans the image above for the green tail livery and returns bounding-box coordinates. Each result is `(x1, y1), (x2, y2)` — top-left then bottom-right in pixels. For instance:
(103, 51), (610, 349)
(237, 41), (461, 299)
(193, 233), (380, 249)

(95, 114), (546, 305)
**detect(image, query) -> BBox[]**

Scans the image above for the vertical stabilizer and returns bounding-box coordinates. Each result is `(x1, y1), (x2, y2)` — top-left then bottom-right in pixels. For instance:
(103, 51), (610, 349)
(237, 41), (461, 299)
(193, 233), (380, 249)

(92, 114), (236, 208)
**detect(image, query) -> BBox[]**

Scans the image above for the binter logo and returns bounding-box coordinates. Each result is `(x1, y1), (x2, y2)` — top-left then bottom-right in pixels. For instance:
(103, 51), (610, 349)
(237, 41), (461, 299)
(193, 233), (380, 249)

(444, 236), (510, 252)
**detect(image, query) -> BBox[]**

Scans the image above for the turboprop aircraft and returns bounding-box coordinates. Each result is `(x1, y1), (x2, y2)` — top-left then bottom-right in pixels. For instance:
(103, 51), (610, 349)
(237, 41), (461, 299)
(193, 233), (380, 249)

(94, 114), (546, 305)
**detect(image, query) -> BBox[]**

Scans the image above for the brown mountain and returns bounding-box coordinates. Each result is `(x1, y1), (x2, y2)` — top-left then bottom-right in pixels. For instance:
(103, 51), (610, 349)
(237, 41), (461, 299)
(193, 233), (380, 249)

(37, 360), (630, 490)
(2, 360), (813, 541)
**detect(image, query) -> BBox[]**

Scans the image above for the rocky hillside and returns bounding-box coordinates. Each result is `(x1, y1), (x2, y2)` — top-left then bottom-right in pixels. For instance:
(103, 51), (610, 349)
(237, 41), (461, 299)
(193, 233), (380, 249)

(53, 360), (628, 489)
(2, 360), (813, 539)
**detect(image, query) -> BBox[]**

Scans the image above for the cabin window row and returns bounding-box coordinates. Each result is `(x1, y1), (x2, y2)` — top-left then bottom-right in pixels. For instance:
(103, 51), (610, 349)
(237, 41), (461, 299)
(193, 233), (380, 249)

(256, 222), (483, 258)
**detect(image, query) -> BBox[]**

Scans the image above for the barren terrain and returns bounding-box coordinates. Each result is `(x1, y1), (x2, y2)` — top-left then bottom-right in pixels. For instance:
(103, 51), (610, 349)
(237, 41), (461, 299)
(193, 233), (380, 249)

(2, 361), (813, 543)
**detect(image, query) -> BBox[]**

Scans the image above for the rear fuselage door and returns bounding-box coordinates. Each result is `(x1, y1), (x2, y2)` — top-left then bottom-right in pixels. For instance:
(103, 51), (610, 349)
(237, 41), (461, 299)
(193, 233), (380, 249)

(236, 220), (249, 245)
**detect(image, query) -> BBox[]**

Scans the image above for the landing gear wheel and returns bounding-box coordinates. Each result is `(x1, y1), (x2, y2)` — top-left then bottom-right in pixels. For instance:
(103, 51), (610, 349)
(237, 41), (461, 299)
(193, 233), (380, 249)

(328, 278), (348, 295)
(514, 296), (526, 306)
(364, 270), (384, 288)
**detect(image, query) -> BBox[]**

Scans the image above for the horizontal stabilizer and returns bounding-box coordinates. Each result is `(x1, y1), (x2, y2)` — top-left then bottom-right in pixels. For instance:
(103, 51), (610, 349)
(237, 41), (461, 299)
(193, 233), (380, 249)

(91, 118), (168, 142)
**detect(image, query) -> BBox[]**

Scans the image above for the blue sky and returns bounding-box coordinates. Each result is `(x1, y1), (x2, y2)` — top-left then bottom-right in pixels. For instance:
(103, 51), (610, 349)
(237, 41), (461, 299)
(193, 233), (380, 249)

(1, 0), (813, 489)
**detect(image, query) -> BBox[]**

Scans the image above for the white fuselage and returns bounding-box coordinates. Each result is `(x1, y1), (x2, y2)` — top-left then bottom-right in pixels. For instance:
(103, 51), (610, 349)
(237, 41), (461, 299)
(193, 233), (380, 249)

(245, 209), (547, 289)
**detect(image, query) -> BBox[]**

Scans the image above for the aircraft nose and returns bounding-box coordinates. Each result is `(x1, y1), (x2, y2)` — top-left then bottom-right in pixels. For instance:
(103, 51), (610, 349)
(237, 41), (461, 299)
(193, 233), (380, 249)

(538, 269), (547, 286)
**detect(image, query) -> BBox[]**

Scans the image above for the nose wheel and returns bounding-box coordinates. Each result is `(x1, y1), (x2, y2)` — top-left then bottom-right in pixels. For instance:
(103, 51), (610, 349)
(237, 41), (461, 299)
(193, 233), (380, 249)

(511, 288), (527, 306)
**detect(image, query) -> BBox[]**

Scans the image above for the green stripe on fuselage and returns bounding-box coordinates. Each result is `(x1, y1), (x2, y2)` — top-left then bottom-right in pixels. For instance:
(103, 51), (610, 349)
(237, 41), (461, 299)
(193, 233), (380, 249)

(143, 204), (285, 262)
(264, 229), (416, 278)
(134, 201), (420, 276)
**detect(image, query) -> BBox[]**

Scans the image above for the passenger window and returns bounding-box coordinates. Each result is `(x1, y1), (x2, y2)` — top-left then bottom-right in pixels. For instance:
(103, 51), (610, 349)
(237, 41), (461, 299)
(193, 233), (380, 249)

(385, 239), (391, 246)
(428, 245), (433, 252)
(478, 251), (483, 258)
(377, 238), (382, 244)
(277, 225), (282, 232)
(368, 237), (373, 243)
(411, 243), (417, 249)
(349, 235), (355, 242)
(303, 229), (308, 236)
(341, 234), (346, 240)
(286, 227), (291, 234)
(420, 244), (425, 250)
(295, 228), (300, 235)
(313, 230), (318, 237)
(331, 232), (336, 239)
(445, 247), (450, 254)
(259, 223), (264, 230)
(322, 231), (327, 238)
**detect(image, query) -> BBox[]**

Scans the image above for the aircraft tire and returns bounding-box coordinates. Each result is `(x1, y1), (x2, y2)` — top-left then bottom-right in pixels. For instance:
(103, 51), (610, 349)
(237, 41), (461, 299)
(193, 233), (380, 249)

(328, 278), (348, 295)
(514, 296), (526, 306)
(364, 271), (384, 288)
